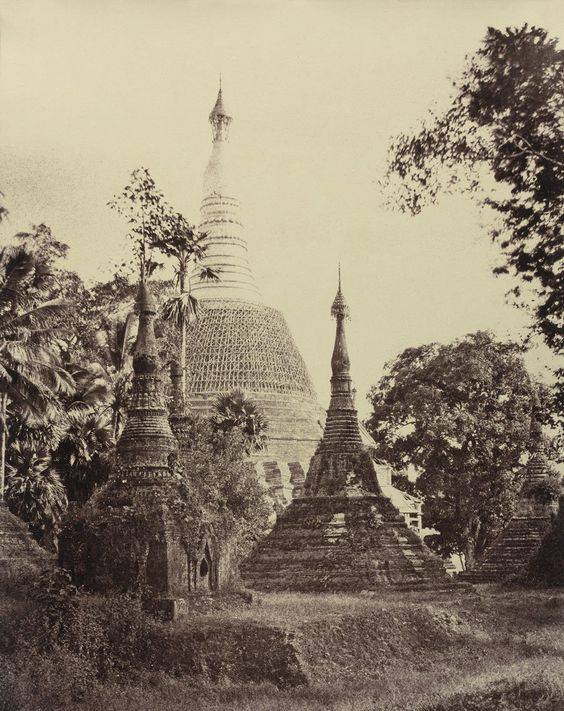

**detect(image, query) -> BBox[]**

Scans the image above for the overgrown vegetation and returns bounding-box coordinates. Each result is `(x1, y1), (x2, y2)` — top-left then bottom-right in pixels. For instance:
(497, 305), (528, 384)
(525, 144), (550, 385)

(1, 566), (563, 711)
(366, 331), (554, 567)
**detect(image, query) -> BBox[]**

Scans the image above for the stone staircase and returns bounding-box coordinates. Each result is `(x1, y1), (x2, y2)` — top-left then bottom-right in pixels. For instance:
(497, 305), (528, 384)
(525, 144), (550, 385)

(241, 495), (458, 593)
(460, 515), (553, 584)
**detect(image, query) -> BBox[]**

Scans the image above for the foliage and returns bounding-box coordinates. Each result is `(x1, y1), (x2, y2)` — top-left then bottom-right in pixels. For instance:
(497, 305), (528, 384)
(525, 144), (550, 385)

(179, 418), (272, 557)
(0, 243), (74, 423)
(14, 224), (98, 364)
(52, 409), (114, 503)
(212, 390), (269, 454)
(5, 441), (68, 547)
(28, 569), (78, 651)
(59, 417), (272, 593)
(384, 25), (564, 356)
(525, 474), (562, 504)
(366, 331), (545, 566)
(520, 495), (564, 587)
(391, 471), (418, 497)
(108, 167), (168, 280)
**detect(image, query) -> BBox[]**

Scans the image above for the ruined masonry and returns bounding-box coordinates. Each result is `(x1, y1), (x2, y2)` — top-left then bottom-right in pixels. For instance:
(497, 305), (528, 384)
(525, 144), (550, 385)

(461, 423), (559, 584)
(240, 277), (455, 592)
(0, 502), (52, 577)
(60, 282), (227, 613)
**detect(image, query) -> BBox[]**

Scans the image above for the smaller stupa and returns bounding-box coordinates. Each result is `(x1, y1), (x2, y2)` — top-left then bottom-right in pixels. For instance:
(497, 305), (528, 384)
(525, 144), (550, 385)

(461, 420), (559, 584)
(0, 503), (52, 580)
(60, 282), (228, 615)
(240, 274), (454, 592)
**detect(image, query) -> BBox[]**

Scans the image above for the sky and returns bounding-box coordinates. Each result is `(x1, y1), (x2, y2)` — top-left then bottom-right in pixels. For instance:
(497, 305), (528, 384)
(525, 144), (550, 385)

(1, 0), (562, 416)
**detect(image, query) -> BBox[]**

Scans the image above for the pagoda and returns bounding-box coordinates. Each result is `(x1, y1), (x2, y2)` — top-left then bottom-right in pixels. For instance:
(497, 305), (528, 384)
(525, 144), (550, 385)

(460, 421), (559, 584)
(240, 277), (454, 592)
(60, 282), (228, 614)
(183, 83), (323, 503)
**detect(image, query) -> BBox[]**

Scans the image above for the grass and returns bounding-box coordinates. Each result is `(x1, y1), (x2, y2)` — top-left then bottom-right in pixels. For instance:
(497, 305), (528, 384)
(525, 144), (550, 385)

(1, 584), (563, 711)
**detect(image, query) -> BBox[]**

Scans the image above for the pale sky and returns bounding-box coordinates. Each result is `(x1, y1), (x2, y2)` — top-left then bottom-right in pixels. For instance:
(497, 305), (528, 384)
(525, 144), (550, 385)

(1, 0), (562, 415)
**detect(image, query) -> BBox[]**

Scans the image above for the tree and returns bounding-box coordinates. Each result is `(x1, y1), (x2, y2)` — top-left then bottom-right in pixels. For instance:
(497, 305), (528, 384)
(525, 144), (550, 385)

(110, 167), (219, 397)
(52, 410), (113, 503)
(110, 168), (219, 397)
(0, 245), (74, 500)
(5, 440), (68, 549)
(0, 189), (8, 223)
(212, 390), (269, 454)
(155, 211), (219, 395)
(14, 225), (99, 365)
(384, 25), (563, 356)
(176, 418), (272, 560)
(366, 331), (545, 568)
(108, 167), (168, 280)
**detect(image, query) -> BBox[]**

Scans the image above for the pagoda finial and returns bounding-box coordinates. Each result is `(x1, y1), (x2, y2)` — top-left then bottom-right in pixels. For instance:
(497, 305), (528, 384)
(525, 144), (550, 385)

(331, 264), (349, 320)
(319, 269), (362, 453)
(209, 79), (232, 142)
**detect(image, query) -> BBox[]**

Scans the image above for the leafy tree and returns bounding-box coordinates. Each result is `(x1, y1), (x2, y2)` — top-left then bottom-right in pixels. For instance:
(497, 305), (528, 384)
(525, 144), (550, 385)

(0, 245), (74, 500)
(366, 331), (546, 568)
(14, 225), (99, 365)
(0, 189), (8, 223)
(108, 167), (169, 280)
(176, 418), (272, 560)
(384, 25), (563, 356)
(5, 440), (68, 549)
(391, 471), (418, 497)
(110, 167), (219, 395)
(212, 390), (269, 454)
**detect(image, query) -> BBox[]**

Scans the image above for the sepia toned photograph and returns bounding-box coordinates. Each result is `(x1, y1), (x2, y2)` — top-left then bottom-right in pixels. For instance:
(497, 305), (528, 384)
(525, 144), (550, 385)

(0, 1), (562, 710)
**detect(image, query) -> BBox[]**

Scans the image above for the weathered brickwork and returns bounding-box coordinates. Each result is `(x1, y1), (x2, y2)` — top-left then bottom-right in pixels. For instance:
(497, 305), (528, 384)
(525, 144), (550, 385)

(461, 427), (558, 584)
(241, 280), (455, 592)
(60, 283), (229, 612)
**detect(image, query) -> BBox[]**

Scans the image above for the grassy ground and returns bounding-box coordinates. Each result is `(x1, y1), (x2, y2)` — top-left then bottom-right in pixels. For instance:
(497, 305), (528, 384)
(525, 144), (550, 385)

(1, 584), (563, 711)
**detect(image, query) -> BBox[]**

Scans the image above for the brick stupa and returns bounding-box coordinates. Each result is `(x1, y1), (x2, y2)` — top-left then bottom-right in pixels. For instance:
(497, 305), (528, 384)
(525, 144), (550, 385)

(60, 282), (228, 614)
(240, 276), (454, 592)
(182, 83), (323, 504)
(461, 421), (559, 584)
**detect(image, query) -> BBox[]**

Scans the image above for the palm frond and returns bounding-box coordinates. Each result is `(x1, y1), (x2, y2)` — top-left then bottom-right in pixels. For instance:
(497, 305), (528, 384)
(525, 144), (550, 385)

(161, 293), (199, 327)
(3, 299), (71, 332)
(0, 246), (36, 311)
(199, 267), (220, 282)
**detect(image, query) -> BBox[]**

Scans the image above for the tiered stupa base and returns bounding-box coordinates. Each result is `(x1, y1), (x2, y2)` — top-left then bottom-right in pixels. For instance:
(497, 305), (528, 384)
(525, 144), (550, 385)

(184, 299), (323, 504)
(240, 495), (456, 592)
(0, 503), (52, 577)
(460, 513), (554, 584)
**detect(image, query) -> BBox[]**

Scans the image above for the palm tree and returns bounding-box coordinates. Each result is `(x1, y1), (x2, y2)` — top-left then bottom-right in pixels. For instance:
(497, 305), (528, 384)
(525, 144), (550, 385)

(53, 409), (113, 503)
(5, 440), (68, 549)
(156, 211), (219, 397)
(0, 245), (75, 500)
(212, 390), (269, 453)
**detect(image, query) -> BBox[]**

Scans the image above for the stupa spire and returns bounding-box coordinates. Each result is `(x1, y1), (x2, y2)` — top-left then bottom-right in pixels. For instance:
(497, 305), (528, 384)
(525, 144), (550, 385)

(209, 77), (232, 143)
(322, 269), (362, 453)
(116, 280), (177, 485)
(192, 80), (261, 301)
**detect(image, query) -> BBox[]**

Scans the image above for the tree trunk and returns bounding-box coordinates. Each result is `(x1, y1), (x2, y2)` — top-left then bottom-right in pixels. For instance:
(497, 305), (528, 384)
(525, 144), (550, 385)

(465, 537), (476, 570)
(0, 393), (6, 502)
(178, 267), (187, 398)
